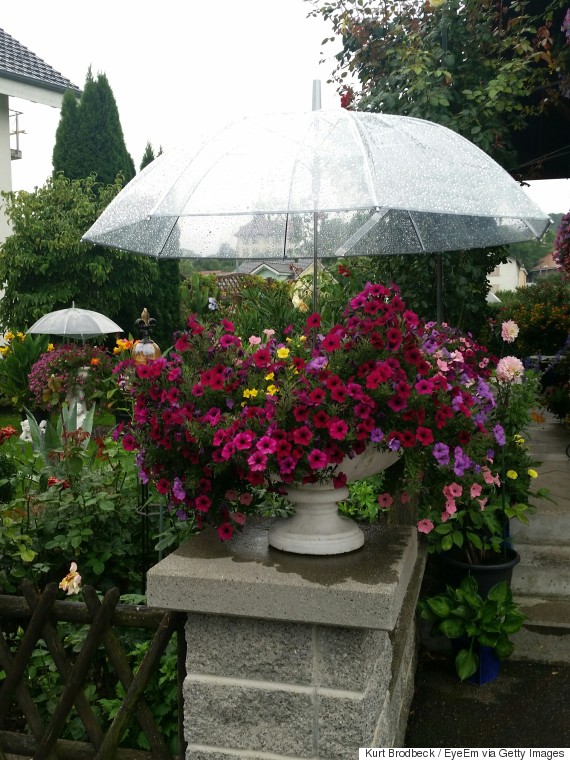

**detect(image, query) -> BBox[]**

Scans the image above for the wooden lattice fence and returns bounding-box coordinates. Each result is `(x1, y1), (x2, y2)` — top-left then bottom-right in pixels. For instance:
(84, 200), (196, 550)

(0, 579), (186, 759)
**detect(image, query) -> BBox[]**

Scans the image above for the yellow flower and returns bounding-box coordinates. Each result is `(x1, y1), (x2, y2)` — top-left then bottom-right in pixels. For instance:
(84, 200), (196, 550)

(16, 332), (25, 341)
(265, 372), (275, 381)
(506, 470), (518, 480)
(4, 331), (14, 341)
(514, 434), (525, 446)
(300, 335), (307, 343)
(266, 384), (279, 396)
(528, 469), (538, 479)
(276, 347), (290, 359)
(243, 388), (258, 399)
(0, 346), (8, 356)
(47, 343), (54, 351)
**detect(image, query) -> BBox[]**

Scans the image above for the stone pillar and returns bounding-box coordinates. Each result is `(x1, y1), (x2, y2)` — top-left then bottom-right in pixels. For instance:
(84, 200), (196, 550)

(147, 519), (426, 759)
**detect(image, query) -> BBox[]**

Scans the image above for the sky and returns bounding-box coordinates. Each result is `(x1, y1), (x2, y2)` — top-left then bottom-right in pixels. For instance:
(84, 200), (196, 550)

(3, 0), (570, 216)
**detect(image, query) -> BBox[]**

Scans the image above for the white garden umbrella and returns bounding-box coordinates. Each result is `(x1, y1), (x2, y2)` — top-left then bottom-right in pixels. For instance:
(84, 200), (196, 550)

(82, 109), (550, 313)
(27, 303), (123, 340)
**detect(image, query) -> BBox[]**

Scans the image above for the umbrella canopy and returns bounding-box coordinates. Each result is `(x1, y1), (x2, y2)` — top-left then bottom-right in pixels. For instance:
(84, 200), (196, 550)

(27, 305), (123, 340)
(82, 109), (550, 264)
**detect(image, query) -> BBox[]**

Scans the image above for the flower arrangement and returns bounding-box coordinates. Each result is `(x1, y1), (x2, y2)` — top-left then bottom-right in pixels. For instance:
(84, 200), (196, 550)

(120, 283), (505, 542)
(28, 343), (114, 412)
(415, 319), (547, 563)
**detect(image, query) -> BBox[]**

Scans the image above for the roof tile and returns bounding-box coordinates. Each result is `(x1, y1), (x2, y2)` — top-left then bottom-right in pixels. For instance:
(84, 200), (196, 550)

(0, 28), (80, 94)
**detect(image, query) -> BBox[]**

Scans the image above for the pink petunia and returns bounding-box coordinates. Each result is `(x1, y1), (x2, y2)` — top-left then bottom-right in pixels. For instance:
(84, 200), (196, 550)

(377, 493), (393, 508)
(307, 448), (328, 469)
(417, 519), (434, 534)
(470, 483), (483, 498)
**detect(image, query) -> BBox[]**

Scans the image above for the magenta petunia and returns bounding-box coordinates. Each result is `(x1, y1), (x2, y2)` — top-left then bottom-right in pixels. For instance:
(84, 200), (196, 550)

(307, 448), (328, 469)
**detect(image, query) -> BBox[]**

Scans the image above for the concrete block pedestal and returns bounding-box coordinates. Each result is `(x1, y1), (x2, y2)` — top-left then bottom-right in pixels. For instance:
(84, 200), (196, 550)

(147, 518), (426, 759)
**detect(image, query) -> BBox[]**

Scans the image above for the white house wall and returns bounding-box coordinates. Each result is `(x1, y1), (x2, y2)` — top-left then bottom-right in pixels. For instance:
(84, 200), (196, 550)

(0, 93), (12, 244)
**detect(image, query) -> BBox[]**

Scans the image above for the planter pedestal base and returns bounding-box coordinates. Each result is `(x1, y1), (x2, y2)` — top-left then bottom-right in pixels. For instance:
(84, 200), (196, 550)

(147, 518), (426, 756)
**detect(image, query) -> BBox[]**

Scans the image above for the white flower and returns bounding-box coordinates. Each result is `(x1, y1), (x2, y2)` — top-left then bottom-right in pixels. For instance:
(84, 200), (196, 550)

(59, 562), (82, 595)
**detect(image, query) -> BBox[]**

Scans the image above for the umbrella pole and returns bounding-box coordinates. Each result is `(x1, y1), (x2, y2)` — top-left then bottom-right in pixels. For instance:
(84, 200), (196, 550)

(312, 212), (318, 313)
(436, 253), (443, 323)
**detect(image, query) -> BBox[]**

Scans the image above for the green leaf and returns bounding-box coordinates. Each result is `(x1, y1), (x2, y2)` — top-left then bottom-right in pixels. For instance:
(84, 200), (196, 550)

(455, 647), (478, 681)
(439, 618), (465, 638)
(426, 596), (451, 618)
(487, 581), (510, 603)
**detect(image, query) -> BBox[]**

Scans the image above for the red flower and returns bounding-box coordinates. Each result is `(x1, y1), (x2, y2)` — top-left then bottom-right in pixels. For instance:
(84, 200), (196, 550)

(195, 495), (212, 513)
(322, 332), (341, 352)
(217, 522), (234, 541)
(292, 426), (313, 446)
(416, 427), (434, 446)
(174, 333), (191, 352)
(328, 418), (349, 441)
(156, 478), (170, 494)
(306, 313), (321, 329)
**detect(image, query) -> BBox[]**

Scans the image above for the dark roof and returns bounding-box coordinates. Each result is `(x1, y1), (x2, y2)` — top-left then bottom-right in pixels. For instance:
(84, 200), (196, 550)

(0, 28), (81, 95)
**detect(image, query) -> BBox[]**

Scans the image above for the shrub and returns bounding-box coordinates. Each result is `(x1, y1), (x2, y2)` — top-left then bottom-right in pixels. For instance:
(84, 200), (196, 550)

(28, 343), (113, 412)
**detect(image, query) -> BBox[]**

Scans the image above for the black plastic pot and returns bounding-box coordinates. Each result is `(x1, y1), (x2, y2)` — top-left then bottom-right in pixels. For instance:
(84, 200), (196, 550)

(439, 547), (520, 598)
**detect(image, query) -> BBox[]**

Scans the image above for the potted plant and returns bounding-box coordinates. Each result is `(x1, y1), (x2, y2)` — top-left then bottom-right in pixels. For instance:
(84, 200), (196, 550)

(27, 342), (113, 414)
(118, 282), (502, 553)
(418, 575), (526, 684)
(414, 319), (548, 588)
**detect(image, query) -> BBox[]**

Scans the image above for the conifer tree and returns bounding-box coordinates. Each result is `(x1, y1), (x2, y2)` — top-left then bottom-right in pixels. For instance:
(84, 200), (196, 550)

(140, 142), (155, 171)
(52, 68), (135, 185)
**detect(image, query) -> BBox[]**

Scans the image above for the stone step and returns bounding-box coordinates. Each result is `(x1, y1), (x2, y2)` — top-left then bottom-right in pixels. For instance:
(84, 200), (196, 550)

(512, 594), (570, 664)
(511, 491), (570, 546)
(511, 544), (570, 597)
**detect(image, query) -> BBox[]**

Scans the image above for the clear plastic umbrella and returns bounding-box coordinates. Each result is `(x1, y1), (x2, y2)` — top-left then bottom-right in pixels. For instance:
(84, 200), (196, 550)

(27, 303), (123, 340)
(82, 109), (550, 312)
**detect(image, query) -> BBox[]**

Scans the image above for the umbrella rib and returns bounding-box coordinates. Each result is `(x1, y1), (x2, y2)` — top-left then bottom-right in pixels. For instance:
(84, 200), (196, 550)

(346, 112), (381, 207)
(335, 208), (390, 257)
(407, 211), (428, 252)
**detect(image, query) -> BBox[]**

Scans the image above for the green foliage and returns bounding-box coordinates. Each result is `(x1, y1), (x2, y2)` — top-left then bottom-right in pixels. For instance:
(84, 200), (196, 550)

(150, 259), (182, 348)
(53, 68), (135, 185)
(139, 141), (155, 171)
(0, 174), (158, 335)
(418, 576), (526, 681)
(510, 219), (559, 273)
(310, 0), (570, 172)
(1, 609), (179, 753)
(490, 277), (570, 357)
(180, 272), (221, 321)
(0, 333), (50, 410)
(0, 430), (146, 594)
(222, 276), (307, 336)
(320, 250), (506, 339)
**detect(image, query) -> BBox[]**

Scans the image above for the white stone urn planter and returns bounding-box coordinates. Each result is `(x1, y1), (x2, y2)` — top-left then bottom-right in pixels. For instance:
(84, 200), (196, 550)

(268, 447), (400, 555)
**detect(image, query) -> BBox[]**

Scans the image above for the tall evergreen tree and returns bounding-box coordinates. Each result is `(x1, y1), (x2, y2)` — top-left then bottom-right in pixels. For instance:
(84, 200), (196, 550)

(140, 142), (155, 171)
(52, 68), (135, 185)
(52, 90), (82, 177)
